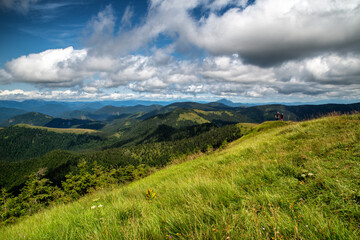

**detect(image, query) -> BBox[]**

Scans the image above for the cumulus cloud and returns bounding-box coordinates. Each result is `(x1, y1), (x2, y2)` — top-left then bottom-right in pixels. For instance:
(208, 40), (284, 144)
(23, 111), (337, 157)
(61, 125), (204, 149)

(87, 0), (360, 67)
(3, 47), (88, 87)
(276, 54), (360, 85)
(1, 46), (360, 101)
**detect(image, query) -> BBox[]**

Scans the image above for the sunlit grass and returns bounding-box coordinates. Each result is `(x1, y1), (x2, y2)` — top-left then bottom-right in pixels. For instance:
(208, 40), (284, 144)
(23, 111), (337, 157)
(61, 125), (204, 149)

(14, 124), (102, 135)
(1, 114), (359, 239)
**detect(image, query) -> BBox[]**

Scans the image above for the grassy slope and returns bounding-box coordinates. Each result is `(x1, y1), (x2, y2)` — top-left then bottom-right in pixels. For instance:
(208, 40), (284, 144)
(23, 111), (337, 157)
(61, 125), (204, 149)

(1, 115), (359, 239)
(14, 124), (102, 135)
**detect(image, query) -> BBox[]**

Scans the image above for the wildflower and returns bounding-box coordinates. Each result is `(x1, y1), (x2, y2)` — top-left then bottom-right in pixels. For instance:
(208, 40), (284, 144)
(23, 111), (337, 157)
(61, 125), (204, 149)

(262, 228), (265, 231)
(146, 189), (156, 201)
(91, 205), (96, 209)
(308, 173), (314, 176)
(226, 237), (230, 239)
(98, 204), (103, 208)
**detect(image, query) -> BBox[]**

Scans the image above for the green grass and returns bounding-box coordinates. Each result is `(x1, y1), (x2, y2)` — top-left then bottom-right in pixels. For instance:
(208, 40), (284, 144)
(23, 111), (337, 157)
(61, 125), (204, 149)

(14, 124), (102, 135)
(1, 115), (359, 239)
(177, 112), (210, 124)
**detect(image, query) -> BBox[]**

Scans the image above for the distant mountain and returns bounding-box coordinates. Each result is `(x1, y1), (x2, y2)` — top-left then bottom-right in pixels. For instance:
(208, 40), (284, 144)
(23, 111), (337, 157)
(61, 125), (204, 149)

(97, 100), (172, 107)
(0, 107), (28, 125)
(1, 112), (53, 127)
(62, 110), (93, 120)
(214, 98), (250, 107)
(94, 104), (162, 118)
(0, 100), (72, 117)
(139, 102), (233, 120)
(63, 104), (163, 121)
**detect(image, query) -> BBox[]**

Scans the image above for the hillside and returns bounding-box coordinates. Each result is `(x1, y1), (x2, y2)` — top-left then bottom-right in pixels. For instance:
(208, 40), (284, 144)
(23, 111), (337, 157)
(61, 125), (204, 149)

(108, 108), (245, 146)
(1, 114), (359, 239)
(236, 102), (360, 122)
(0, 108), (28, 125)
(0, 124), (241, 193)
(0, 125), (103, 162)
(44, 118), (105, 130)
(1, 112), (53, 127)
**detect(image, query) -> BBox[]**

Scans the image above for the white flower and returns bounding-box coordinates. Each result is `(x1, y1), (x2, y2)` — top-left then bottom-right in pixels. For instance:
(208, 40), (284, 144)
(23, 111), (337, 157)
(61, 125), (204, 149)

(91, 205), (96, 209)
(98, 204), (103, 208)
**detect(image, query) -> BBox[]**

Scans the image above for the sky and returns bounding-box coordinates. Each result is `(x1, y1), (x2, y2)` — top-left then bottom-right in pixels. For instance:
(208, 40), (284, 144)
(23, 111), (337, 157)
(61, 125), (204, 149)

(0, 0), (360, 103)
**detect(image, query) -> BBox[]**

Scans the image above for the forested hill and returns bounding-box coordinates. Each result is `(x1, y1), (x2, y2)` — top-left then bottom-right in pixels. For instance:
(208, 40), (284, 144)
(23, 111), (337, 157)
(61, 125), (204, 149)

(0, 125), (103, 162)
(0, 108), (27, 124)
(1, 112), (53, 127)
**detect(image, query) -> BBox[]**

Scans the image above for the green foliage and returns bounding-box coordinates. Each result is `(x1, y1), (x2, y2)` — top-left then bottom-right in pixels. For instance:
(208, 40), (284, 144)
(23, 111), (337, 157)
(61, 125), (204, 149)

(0, 160), (152, 225)
(0, 126), (103, 162)
(62, 160), (95, 200)
(0, 169), (64, 225)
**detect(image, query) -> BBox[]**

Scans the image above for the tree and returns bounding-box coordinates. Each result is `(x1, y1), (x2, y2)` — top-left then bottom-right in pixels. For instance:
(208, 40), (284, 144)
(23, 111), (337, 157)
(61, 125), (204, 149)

(19, 168), (59, 214)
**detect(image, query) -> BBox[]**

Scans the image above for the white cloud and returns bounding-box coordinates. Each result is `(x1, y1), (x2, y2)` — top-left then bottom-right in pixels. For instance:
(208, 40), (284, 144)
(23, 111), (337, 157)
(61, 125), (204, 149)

(190, 0), (360, 65)
(201, 55), (276, 84)
(0, 69), (12, 84)
(276, 54), (360, 85)
(91, 0), (360, 66)
(3, 47), (88, 87)
(1, 46), (360, 101)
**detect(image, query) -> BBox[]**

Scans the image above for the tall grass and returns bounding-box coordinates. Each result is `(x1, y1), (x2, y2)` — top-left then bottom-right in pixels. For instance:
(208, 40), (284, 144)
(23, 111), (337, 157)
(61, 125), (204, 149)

(1, 114), (359, 239)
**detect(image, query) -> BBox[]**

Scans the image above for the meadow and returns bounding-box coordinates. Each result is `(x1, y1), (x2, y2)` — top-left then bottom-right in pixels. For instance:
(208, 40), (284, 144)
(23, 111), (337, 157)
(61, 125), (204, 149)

(0, 114), (359, 239)
(15, 124), (101, 135)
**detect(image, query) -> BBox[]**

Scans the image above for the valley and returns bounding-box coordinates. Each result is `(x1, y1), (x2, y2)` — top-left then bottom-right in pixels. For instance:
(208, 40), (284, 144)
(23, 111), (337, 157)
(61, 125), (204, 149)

(0, 100), (359, 239)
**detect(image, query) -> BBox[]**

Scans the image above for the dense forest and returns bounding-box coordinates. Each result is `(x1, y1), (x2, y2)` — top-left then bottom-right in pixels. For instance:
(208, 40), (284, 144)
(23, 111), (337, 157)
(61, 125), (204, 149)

(0, 126), (104, 162)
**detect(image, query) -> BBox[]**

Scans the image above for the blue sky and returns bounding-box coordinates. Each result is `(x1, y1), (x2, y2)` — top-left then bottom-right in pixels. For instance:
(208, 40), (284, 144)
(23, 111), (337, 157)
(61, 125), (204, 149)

(0, 0), (360, 103)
